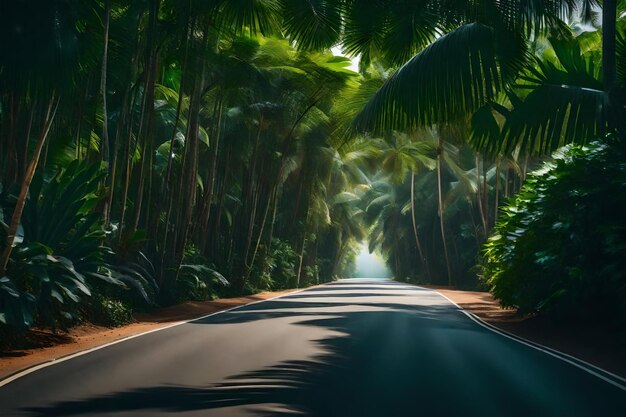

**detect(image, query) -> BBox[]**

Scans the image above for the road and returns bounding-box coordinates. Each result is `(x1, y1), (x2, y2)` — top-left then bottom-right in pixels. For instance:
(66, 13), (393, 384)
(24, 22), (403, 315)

(1, 278), (625, 416)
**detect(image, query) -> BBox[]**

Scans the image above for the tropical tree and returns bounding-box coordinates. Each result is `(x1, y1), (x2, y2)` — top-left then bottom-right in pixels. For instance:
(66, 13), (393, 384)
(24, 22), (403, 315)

(350, 1), (625, 152)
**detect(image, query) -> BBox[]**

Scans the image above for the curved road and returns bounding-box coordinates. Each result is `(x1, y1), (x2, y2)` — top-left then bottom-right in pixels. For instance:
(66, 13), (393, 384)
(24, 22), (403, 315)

(1, 279), (625, 416)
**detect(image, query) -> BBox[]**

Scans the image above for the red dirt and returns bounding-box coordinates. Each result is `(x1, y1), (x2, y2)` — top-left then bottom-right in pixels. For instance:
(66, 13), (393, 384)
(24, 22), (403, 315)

(0, 289), (296, 380)
(2, 285), (624, 381)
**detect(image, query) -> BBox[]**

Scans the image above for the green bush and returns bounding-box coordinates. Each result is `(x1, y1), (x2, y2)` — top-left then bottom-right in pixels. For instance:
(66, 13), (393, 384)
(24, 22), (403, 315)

(173, 246), (229, 302)
(90, 295), (133, 327)
(482, 138), (626, 324)
(265, 239), (298, 289)
(303, 265), (320, 287)
(0, 163), (155, 329)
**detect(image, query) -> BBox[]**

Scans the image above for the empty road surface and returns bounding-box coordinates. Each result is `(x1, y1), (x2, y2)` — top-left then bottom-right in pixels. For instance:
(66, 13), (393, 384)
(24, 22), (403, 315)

(1, 278), (625, 416)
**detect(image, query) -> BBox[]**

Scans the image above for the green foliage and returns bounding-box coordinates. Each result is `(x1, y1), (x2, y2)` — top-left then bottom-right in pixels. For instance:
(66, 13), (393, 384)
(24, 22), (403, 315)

(353, 23), (510, 134)
(262, 239), (298, 289)
(474, 35), (608, 156)
(0, 163), (153, 329)
(4, 0), (616, 336)
(0, 276), (36, 330)
(90, 295), (133, 327)
(482, 139), (626, 323)
(302, 265), (320, 287)
(173, 247), (229, 302)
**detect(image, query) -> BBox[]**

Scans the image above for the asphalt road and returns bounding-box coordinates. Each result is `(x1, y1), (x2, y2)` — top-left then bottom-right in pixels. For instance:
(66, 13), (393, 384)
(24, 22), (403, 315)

(1, 278), (625, 416)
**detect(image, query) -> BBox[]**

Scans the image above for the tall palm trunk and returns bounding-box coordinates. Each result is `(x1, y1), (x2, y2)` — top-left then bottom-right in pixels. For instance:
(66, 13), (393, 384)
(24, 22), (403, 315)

(437, 136), (453, 286)
(101, 0), (112, 227)
(160, 14), (192, 251)
(198, 94), (223, 252)
(244, 185), (274, 283)
(475, 153), (487, 237)
(296, 231), (307, 288)
(494, 158), (501, 222)
(1, 95), (59, 274)
(410, 171), (431, 281)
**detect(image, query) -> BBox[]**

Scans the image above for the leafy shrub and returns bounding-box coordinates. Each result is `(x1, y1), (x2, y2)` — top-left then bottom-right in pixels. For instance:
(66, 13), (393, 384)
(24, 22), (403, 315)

(173, 246), (229, 302)
(303, 265), (320, 287)
(90, 295), (133, 327)
(0, 162), (155, 329)
(107, 229), (158, 307)
(482, 138), (626, 324)
(264, 239), (298, 289)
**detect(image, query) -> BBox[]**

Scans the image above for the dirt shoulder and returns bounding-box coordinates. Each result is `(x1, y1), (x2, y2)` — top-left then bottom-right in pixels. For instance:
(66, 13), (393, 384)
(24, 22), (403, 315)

(430, 286), (626, 378)
(0, 289), (297, 381)
(3, 285), (624, 382)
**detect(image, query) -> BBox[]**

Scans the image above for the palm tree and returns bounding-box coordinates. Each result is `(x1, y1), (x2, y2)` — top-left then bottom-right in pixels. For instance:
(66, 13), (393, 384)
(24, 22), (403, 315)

(350, 1), (625, 153)
(376, 131), (436, 279)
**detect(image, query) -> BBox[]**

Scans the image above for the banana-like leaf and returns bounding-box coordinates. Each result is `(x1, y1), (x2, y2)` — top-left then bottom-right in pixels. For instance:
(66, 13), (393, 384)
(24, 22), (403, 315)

(180, 264), (230, 286)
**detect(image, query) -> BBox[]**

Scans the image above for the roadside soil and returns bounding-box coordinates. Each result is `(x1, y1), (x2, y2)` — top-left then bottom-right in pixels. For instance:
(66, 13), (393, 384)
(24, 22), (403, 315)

(431, 287), (626, 378)
(0, 289), (296, 380)
(2, 284), (624, 381)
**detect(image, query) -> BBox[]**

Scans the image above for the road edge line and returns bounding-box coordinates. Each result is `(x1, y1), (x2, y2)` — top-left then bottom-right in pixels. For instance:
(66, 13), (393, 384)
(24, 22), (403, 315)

(0, 285), (318, 388)
(424, 287), (626, 392)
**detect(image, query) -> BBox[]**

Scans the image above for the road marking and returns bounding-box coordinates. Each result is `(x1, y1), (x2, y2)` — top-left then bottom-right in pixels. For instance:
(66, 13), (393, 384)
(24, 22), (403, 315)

(4, 279), (624, 394)
(426, 287), (626, 392)
(0, 285), (316, 388)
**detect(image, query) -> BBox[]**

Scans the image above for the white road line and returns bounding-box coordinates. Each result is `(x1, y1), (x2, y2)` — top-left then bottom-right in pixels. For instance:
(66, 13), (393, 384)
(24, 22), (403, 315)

(425, 286), (626, 392)
(0, 285), (315, 388)
(4, 279), (625, 394)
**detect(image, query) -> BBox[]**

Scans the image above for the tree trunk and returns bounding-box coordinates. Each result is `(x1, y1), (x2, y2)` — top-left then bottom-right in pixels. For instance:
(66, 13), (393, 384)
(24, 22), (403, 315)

(296, 231), (307, 288)
(0, 96), (59, 275)
(244, 186), (274, 284)
(198, 94), (223, 251)
(494, 158), (500, 223)
(132, 0), (159, 232)
(437, 137), (453, 286)
(410, 171), (431, 281)
(160, 14), (192, 249)
(101, 0), (112, 227)
(475, 153), (487, 237)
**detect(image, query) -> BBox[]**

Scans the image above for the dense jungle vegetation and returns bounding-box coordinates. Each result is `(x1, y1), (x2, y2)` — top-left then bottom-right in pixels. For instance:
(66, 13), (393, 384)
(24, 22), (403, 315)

(1, 0), (625, 332)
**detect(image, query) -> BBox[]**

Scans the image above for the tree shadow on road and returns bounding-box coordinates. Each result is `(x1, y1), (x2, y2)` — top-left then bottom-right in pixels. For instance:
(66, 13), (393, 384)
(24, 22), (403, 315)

(20, 282), (626, 417)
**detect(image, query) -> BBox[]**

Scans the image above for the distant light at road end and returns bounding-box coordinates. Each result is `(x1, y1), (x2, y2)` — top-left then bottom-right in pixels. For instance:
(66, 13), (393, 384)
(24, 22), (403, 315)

(352, 242), (392, 278)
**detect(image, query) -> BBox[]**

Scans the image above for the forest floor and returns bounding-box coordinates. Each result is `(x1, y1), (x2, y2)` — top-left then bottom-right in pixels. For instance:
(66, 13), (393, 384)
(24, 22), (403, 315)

(1, 283), (625, 381)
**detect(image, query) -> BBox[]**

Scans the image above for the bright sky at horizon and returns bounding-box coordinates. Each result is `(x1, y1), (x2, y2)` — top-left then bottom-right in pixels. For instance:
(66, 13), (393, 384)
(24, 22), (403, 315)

(352, 241), (392, 278)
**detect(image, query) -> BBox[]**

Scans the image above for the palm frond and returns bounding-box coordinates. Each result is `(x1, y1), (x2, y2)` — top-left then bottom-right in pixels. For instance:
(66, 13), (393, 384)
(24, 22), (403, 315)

(379, 1), (439, 66)
(218, 0), (282, 36)
(280, 0), (343, 50)
(352, 23), (511, 134)
(494, 0), (576, 36)
(341, 2), (387, 67)
(484, 37), (607, 155)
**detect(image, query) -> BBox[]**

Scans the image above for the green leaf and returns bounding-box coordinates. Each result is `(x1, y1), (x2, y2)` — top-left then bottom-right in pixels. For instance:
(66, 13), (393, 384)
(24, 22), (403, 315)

(281, 0), (343, 51)
(352, 23), (514, 134)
